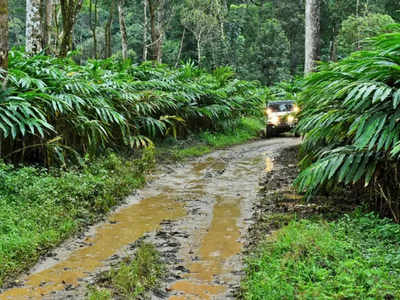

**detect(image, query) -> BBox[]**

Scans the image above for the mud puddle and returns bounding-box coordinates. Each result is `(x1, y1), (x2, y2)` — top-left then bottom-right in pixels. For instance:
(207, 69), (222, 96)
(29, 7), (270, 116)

(0, 137), (300, 299)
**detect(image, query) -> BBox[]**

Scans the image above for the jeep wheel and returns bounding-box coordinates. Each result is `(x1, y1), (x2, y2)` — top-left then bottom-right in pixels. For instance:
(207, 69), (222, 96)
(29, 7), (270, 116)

(266, 125), (275, 138)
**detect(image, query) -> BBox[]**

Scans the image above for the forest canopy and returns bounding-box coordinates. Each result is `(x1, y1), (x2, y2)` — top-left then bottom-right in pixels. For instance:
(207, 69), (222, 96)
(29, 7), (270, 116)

(2, 0), (399, 85)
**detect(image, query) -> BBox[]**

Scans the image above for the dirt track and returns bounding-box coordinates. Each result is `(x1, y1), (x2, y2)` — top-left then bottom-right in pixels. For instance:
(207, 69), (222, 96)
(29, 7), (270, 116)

(0, 137), (300, 300)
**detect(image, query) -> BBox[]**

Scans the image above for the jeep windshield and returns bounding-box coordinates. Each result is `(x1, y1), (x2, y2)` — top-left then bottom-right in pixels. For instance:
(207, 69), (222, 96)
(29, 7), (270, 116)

(268, 102), (294, 113)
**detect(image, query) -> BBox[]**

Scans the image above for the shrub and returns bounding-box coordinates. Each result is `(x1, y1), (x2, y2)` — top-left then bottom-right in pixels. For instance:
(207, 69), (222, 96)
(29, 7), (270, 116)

(295, 25), (400, 221)
(0, 53), (266, 166)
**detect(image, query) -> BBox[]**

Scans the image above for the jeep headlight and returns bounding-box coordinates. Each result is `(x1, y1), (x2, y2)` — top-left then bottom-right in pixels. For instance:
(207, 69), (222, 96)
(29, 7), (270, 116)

(269, 115), (280, 126)
(288, 115), (295, 124)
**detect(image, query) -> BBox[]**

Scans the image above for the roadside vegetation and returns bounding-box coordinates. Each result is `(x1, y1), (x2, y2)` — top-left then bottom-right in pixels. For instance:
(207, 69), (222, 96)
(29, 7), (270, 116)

(243, 213), (400, 299)
(156, 117), (264, 161)
(87, 243), (165, 300)
(0, 149), (154, 286)
(1, 51), (265, 167)
(296, 26), (400, 221)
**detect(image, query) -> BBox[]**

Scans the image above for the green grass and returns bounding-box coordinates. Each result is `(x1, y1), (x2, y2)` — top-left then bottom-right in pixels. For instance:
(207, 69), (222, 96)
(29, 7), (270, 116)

(200, 117), (264, 147)
(87, 243), (165, 299)
(87, 288), (112, 300)
(242, 213), (400, 299)
(158, 117), (264, 160)
(0, 148), (155, 286)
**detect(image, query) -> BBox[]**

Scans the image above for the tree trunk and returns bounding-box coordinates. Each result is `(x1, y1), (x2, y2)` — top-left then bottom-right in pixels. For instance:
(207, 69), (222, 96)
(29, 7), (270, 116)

(43, 0), (53, 54)
(26, 0), (43, 54)
(59, 0), (83, 57)
(143, 0), (148, 60)
(89, 0), (98, 58)
(118, 0), (128, 60)
(0, 0), (8, 70)
(304, 0), (320, 74)
(329, 28), (337, 62)
(175, 28), (185, 67)
(147, 0), (161, 62)
(155, 2), (163, 62)
(197, 38), (201, 65)
(59, 21), (73, 57)
(104, 0), (115, 58)
(53, 0), (60, 50)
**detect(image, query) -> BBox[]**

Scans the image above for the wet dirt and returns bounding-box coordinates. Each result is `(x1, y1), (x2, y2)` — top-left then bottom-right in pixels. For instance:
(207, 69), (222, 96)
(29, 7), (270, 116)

(0, 137), (300, 300)
(245, 145), (359, 258)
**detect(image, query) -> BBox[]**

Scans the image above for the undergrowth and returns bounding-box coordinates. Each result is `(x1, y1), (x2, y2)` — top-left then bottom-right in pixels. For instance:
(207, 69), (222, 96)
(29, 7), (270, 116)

(0, 147), (155, 286)
(242, 212), (400, 299)
(1, 52), (266, 166)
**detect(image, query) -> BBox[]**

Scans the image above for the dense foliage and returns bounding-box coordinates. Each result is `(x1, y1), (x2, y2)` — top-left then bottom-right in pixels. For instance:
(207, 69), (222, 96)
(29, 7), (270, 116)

(337, 13), (395, 56)
(295, 26), (400, 221)
(243, 213), (400, 299)
(6, 0), (400, 83)
(0, 51), (265, 166)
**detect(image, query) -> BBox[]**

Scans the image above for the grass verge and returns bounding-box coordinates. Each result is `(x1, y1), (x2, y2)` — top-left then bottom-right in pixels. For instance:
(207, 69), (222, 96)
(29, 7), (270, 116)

(0, 148), (155, 286)
(87, 243), (165, 299)
(242, 212), (400, 299)
(156, 117), (265, 161)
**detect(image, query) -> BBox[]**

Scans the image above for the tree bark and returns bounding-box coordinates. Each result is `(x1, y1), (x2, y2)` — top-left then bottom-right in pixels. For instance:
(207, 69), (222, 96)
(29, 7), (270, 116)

(53, 0), (60, 50)
(329, 27), (337, 62)
(147, 0), (162, 62)
(143, 0), (147, 61)
(155, 1), (163, 62)
(59, 0), (83, 57)
(89, 0), (98, 58)
(143, 0), (148, 60)
(0, 0), (8, 70)
(42, 0), (53, 54)
(304, 0), (320, 74)
(26, 0), (43, 54)
(197, 37), (201, 65)
(104, 0), (115, 58)
(118, 0), (128, 60)
(175, 28), (185, 67)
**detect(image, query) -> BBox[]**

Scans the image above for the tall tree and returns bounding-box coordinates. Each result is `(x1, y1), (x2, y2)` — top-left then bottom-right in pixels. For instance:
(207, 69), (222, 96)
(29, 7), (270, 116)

(304, 0), (320, 74)
(59, 0), (83, 57)
(175, 28), (185, 67)
(146, 0), (175, 62)
(89, 0), (98, 58)
(43, 0), (53, 53)
(104, 0), (115, 58)
(0, 0), (7, 70)
(147, 0), (162, 62)
(181, 0), (219, 65)
(26, 0), (42, 53)
(143, 0), (148, 60)
(118, 0), (128, 60)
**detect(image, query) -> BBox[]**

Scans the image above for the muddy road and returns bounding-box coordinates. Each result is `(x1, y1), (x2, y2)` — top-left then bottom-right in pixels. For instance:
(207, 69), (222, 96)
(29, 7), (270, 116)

(0, 137), (300, 300)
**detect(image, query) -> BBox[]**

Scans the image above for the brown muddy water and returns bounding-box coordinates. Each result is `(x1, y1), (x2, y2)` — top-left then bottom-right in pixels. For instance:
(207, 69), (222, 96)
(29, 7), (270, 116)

(0, 137), (299, 300)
